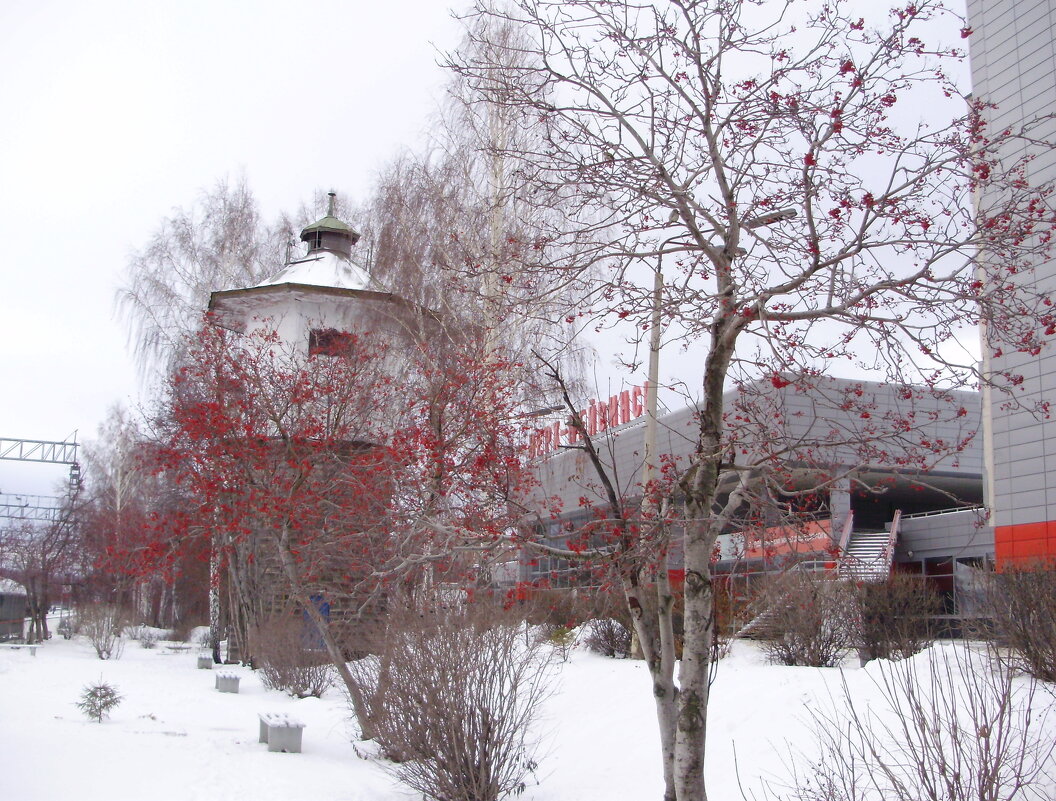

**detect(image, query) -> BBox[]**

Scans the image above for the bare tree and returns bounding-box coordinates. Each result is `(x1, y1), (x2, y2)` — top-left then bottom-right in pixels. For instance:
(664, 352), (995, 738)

(763, 645), (1056, 801)
(115, 174), (286, 381)
(2, 499), (81, 643)
(452, 3), (1056, 799)
(358, 15), (589, 401)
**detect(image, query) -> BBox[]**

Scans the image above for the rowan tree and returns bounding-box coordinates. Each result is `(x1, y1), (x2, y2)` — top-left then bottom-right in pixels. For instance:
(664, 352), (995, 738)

(78, 440), (195, 629)
(452, 3), (1056, 800)
(152, 317), (530, 736)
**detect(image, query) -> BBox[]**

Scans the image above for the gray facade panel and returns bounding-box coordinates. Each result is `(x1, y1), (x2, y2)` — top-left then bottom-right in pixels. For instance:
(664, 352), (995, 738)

(1011, 504), (1048, 525)
(1006, 471), (1048, 492)
(972, 0), (1056, 533)
(899, 510), (993, 561)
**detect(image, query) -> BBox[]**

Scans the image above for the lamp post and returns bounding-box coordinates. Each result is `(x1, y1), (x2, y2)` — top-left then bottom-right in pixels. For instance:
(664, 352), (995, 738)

(638, 208), (798, 510)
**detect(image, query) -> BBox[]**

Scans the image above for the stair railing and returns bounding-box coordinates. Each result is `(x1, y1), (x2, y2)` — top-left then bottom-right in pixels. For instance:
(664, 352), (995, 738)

(879, 509), (901, 570)
(836, 511), (854, 557)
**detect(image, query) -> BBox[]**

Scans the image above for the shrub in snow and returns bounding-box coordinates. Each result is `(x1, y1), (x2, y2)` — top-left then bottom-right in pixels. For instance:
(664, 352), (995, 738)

(79, 604), (127, 660)
(775, 645), (1056, 801)
(363, 601), (554, 801)
(190, 626), (212, 646)
(756, 572), (856, 667)
(127, 625), (165, 649)
(77, 680), (122, 723)
(253, 614), (333, 698)
(986, 563), (1056, 683)
(852, 573), (940, 663)
(583, 618), (631, 658)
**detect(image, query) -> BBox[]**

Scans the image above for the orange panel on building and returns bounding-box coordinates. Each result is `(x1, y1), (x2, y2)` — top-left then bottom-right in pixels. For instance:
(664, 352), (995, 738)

(995, 523), (1056, 568)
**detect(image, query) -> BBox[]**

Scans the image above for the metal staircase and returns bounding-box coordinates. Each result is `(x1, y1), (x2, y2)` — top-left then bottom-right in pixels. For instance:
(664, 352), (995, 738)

(733, 511), (901, 640)
(837, 511), (900, 582)
(734, 601), (784, 640)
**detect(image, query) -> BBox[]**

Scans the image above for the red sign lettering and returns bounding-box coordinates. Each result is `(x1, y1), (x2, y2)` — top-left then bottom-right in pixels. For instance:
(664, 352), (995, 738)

(530, 382), (650, 458)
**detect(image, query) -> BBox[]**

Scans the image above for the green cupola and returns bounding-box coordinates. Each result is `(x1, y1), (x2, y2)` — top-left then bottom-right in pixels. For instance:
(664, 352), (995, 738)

(300, 191), (360, 258)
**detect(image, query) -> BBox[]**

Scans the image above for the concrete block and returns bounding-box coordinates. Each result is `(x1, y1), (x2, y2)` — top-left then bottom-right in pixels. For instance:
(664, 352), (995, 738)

(215, 671), (240, 693)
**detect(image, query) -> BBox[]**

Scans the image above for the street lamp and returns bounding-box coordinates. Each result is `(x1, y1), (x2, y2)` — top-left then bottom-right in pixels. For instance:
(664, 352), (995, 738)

(639, 208), (799, 496)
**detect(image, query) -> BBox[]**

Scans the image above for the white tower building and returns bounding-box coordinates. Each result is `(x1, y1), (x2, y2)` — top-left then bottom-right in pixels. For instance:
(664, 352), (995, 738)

(208, 192), (433, 351)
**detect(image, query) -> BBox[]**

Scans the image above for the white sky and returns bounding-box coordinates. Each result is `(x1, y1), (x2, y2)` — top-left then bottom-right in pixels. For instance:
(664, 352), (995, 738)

(0, 0), (466, 495)
(0, 0), (979, 498)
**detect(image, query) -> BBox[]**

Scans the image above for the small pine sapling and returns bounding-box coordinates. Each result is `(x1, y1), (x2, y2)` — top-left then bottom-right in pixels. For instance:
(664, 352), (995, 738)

(77, 679), (122, 723)
(542, 624), (577, 662)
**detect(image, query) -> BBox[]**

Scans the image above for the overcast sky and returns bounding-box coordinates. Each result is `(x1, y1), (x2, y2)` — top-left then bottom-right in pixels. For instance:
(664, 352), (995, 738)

(0, 0), (467, 495)
(0, 1), (978, 500)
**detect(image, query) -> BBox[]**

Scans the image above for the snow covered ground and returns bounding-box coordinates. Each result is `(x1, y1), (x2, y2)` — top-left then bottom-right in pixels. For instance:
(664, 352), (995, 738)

(1, 631), (1053, 801)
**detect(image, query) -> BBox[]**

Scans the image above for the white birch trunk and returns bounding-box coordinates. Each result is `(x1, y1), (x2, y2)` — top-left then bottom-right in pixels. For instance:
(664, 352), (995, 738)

(673, 320), (741, 801)
(623, 571), (678, 801)
(208, 533), (222, 664)
(674, 513), (715, 801)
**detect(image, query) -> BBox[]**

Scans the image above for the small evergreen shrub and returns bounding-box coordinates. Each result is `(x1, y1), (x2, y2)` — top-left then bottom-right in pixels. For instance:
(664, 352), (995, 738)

(540, 623), (576, 661)
(77, 680), (122, 723)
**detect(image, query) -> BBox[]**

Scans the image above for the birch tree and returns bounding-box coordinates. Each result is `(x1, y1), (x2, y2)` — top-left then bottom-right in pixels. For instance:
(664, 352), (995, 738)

(116, 175), (287, 382)
(358, 14), (588, 398)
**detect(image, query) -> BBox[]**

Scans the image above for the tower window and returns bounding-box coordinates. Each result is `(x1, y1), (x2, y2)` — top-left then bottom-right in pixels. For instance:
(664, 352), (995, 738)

(309, 328), (355, 357)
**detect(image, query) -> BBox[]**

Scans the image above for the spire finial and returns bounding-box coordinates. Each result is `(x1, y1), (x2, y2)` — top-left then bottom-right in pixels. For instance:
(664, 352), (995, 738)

(327, 191), (336, 217)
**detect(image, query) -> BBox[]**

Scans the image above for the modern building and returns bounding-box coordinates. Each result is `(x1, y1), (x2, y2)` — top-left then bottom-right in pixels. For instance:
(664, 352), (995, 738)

(968, 0), (1056, 565)
(520, 376), (990, 614)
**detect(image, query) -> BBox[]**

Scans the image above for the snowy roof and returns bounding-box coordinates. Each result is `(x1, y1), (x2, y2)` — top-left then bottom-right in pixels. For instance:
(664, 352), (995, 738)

(253, 250), (377, 292)
(0, 578), (24, 595)
(207, 249), (406, 333)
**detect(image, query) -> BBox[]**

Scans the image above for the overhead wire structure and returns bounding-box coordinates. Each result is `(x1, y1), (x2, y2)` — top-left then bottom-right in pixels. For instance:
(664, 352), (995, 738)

(0, 435), (81, 522)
